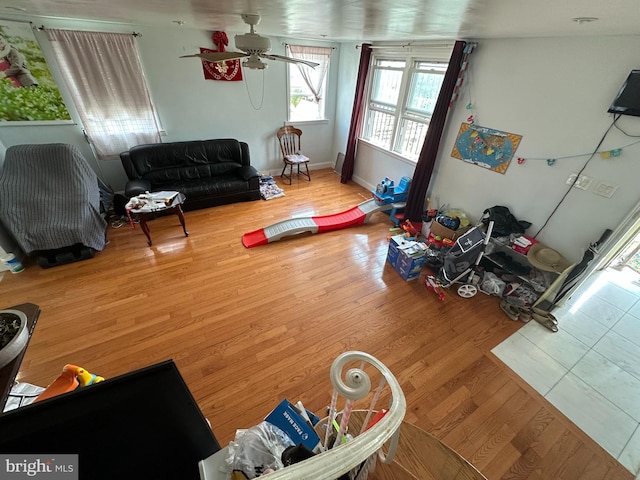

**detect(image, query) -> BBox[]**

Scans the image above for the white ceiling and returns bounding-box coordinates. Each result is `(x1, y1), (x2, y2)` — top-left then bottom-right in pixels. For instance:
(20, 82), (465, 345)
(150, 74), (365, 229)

(3, 0), (640, 42)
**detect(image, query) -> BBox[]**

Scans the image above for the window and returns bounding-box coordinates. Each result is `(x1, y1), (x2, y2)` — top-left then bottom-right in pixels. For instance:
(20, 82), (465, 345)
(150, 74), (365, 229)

(286, 45), (332, 122)
(46, 29), (161, 160)
(363, 55), (448, 161)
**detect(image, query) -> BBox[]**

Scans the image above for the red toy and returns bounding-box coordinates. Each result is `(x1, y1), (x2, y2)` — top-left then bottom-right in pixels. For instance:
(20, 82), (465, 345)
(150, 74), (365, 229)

(424, 275), (445, 301)
(400, 219), (421, 239)
(426, 232), (455, 249)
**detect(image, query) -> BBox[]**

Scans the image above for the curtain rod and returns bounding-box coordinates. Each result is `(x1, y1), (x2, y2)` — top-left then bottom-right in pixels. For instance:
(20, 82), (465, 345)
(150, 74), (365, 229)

(35, 25), (141, 37)
(282, 42), (336, 49)
(357, 42), (454, 49)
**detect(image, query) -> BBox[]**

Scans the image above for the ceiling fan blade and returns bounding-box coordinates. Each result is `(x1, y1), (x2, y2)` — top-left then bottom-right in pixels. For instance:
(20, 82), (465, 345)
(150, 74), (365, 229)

(180, 51), (249, 63)
(260, 54), (319, 68)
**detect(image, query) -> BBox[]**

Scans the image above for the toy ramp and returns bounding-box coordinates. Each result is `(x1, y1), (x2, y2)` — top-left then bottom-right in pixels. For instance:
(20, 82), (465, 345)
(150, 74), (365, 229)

(242, 198), (387, 248)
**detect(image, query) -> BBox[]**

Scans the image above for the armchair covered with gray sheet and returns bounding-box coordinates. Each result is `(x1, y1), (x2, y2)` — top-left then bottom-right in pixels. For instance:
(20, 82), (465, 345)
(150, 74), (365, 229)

(0, 144), (107, 266)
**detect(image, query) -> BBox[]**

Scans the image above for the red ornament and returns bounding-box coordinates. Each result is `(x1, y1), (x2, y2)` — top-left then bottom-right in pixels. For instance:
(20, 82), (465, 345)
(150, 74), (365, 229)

(212, 31), (229, 52)
(517, 157), (525, 164)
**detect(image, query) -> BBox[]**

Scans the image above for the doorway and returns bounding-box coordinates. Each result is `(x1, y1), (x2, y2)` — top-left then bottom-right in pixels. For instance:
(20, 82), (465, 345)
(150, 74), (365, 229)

(555, 199), (640, 306)
(572, 202), (640, 291)
(605, 226), (640, 286)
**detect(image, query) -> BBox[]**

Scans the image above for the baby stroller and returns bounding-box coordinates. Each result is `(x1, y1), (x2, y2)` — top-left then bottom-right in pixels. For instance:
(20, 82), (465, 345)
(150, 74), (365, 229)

(426, 221), (494, 299)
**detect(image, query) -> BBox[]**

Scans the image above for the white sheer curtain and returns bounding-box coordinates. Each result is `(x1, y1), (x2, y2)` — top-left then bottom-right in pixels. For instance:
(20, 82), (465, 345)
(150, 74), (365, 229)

(286, 45), (332, 103)
(46, 29), (161, 160)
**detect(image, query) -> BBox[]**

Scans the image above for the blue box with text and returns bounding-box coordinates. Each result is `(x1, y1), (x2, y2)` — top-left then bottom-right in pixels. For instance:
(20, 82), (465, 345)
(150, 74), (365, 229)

(265, 399), (321, 451)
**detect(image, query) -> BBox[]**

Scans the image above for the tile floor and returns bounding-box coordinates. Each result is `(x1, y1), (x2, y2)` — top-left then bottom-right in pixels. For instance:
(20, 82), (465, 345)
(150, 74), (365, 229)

(492, 266), (640, 477)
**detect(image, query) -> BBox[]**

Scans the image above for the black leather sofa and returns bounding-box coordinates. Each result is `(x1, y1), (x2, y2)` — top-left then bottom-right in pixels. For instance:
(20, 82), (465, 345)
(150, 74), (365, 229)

(120, 139), (261, 211)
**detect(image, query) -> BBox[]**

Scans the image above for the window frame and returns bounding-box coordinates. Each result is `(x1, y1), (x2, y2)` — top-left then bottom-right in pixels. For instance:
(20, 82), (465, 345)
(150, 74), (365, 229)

(362, 49), (451, 162)
(286, 45), (332, 123)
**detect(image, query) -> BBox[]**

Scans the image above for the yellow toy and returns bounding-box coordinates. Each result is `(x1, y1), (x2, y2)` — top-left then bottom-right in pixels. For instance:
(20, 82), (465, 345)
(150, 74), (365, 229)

(35, 364), (105, 403)
(74, 365), (105, 386)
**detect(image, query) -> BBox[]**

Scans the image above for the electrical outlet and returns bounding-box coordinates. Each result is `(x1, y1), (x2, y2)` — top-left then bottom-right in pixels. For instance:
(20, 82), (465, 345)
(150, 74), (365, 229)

(566, 173), (593, 190)
(593, 181), (619, 198)
(575, 174), (593, 190)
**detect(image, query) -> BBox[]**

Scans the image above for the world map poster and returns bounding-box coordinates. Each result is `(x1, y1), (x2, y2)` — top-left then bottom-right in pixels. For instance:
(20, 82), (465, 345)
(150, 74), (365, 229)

(451, 123), (522, 174)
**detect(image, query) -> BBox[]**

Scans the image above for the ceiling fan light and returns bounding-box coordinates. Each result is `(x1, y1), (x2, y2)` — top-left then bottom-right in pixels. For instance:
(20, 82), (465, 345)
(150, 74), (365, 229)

(243, 56), (267, 70)
(235, 33), (271, 54)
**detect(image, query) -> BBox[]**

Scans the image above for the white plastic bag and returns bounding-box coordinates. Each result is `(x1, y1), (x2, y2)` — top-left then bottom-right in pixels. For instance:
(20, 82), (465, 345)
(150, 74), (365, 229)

(224, 421), (295, 478)
(480, 271), (506, 296)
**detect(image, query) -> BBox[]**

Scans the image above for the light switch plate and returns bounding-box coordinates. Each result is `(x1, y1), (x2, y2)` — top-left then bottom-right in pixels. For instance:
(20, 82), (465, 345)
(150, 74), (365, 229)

(566, 173), (593, 190)
(593, 181), (619, 198)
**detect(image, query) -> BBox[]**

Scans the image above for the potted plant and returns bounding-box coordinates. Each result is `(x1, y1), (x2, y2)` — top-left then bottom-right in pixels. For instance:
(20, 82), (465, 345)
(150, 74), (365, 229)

(0, 310), (28, 370)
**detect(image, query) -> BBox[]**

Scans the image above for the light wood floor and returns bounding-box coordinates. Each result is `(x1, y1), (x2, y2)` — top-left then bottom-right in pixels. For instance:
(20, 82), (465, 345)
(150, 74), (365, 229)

(0, 169), (632, 480)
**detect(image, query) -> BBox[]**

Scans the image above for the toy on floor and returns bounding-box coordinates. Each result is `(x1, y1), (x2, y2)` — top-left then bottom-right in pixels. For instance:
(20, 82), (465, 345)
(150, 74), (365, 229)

(400, 219), (421, 240)
(34, 364), (105, 402)
(372, 176), (412, 226)
(424, 275), (445, 301)
(372, 177), (411, 205)
(243, 198), (397, 248)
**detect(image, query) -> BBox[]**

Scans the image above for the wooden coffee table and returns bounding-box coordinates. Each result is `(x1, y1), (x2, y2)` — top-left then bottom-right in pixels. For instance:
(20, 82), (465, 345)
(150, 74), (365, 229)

(128, 192), (189, 246)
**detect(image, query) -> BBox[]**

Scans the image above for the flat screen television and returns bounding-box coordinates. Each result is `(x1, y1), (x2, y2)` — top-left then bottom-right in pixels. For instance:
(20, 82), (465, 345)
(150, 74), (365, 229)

(0, 360), (220, 480)
(608, 69), (640, 117)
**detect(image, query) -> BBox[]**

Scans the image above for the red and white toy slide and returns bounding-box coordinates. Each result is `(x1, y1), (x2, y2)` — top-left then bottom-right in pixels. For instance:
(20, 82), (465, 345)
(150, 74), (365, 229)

(242, 198), (393, 248)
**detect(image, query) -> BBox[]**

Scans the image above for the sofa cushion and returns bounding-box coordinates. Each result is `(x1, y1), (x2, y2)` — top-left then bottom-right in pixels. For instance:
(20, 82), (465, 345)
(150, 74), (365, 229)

(144, 162), (244, 185)
(169, 176), (256, 197)
(127, 139), (247, 179)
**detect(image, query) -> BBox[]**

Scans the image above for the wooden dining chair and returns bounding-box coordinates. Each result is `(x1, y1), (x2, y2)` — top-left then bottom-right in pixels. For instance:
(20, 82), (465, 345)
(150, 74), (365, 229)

(277, 125), (311, 185)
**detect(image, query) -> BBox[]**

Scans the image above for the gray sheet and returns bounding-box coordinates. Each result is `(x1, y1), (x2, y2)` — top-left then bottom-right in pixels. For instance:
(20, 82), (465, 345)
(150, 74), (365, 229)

(0, 143), (107, 255)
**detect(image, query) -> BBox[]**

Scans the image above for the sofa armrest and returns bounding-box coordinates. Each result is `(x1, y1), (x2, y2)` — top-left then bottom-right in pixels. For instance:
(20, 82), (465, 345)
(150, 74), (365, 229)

(120, 151), (140, 180)
(124, 179), (151, 198)
(236, 165), (260, 181)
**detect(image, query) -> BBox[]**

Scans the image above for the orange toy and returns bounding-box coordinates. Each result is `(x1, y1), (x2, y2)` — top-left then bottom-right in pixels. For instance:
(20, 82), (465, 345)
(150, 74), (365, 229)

(34, 364), (105, 403)
(401, 219), (421, 239)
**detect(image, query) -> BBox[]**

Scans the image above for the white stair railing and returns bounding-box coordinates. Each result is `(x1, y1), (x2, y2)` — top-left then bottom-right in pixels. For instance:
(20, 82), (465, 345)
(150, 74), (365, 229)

(263, 351), (406, 480)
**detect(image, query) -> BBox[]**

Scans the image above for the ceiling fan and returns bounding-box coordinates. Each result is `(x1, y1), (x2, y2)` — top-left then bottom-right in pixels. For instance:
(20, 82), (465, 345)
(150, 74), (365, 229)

(181, 14), (319, 70)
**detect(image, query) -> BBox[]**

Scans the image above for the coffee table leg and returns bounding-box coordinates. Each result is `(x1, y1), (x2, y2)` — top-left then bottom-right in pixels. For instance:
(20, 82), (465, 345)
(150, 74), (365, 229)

(139, 216), (152, 246)
(176, 205), (189, 237)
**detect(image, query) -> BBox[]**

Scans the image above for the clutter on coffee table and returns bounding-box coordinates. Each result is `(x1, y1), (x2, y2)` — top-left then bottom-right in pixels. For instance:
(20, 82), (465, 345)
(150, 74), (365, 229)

(126, 191), (188, 246)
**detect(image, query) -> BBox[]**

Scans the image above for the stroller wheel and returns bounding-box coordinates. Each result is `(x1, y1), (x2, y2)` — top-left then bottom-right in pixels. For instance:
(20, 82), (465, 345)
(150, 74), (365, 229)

(457, 284), (477, 298)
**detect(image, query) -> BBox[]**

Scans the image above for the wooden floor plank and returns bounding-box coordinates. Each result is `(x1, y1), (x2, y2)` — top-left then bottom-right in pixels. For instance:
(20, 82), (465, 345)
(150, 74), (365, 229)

(0, 169), (632, 479)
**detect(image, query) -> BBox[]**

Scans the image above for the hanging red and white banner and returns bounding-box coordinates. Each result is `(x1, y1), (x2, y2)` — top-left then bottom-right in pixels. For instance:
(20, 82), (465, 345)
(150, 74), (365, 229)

(200, 31), (243, 82)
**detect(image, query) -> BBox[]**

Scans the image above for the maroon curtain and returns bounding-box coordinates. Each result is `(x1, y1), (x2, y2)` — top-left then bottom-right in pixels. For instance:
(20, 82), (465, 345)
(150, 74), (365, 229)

(341, 44), (372, 183)
(404, 41), (466, 221)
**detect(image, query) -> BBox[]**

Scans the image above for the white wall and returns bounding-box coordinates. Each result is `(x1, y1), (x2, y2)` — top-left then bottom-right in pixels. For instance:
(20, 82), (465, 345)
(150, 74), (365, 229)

(137, 27), (340, 178)
(2, 19), (639, 265)
(0, 18), (340, 191)
(351, 35), (640, 263)
(331, 42), (359, 168)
